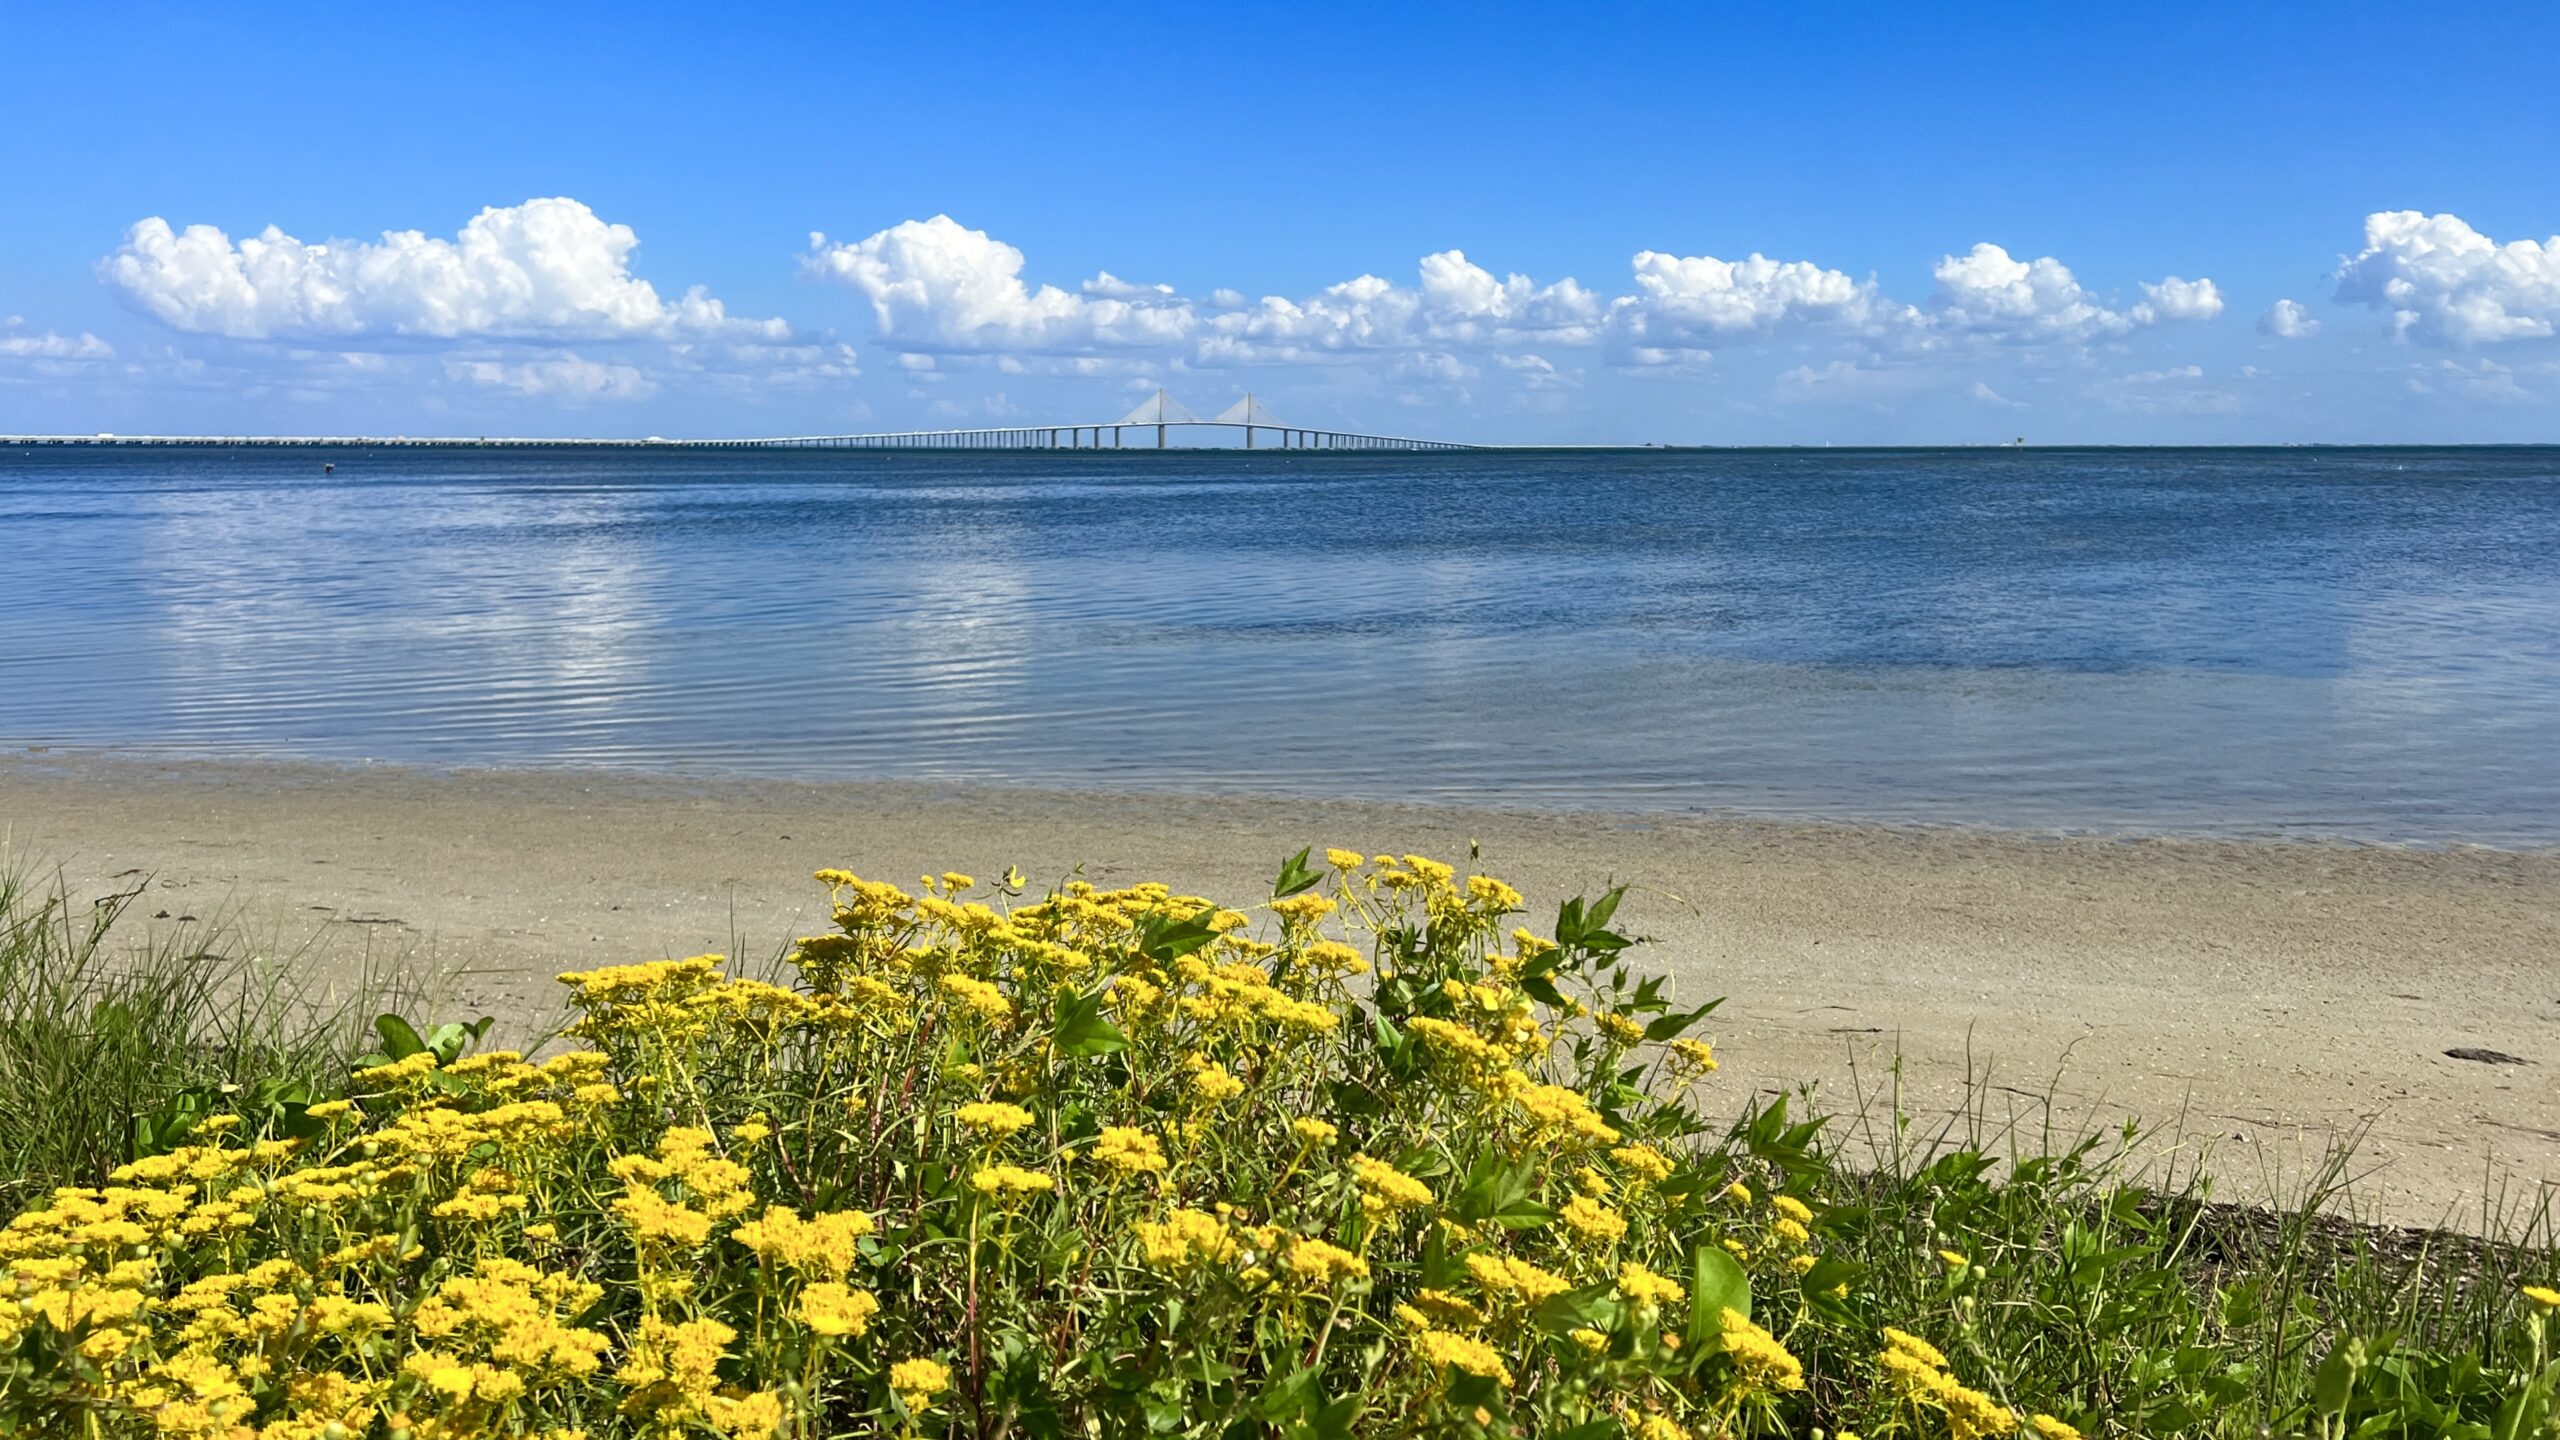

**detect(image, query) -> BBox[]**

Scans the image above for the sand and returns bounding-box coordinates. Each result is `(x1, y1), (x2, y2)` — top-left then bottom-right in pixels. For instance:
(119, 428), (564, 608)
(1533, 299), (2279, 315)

(4, 749), (2555, 1229)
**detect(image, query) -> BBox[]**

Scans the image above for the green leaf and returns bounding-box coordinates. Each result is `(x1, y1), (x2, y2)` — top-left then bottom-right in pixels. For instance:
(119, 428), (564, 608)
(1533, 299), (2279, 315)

(1273, 847), (1324, 899)
(1137, 905), (1224, 964)
(1532, 1281), (1623, 1337)
(1052, 987), (1129, 1057)
(1452, 1154), (1553, 1230)
(1253, 1368), (1320, 1423)
(373, 1013), (426, 1061)
(1643, 998), (1723, 1042)
(1685, 1245), (1752, 1351)
(2311, 1336), (2360, 1417)
(1311, 1395), (1359, 1440)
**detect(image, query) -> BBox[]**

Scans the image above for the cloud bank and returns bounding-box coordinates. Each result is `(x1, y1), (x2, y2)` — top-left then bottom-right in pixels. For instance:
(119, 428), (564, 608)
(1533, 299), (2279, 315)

(2333, 210), (2560, 345)
(806, 216), (2222, 375)
(50, 197), (2560, 435)
(100, 198), (786, 342)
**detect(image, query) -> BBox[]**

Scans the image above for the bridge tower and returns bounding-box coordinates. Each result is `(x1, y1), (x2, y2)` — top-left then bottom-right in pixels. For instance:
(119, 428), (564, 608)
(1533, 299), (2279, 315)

(1211, 393), (1288, 448)
(1114, 389), (1200, 449)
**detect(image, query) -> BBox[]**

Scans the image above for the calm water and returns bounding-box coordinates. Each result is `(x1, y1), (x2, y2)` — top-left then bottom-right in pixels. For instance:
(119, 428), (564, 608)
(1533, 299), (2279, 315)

(5, 445), (2557, 846)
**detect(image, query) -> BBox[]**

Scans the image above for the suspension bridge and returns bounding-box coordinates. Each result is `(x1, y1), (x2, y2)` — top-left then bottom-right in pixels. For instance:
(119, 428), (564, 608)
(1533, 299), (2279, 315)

(0, 392), (1479, 452)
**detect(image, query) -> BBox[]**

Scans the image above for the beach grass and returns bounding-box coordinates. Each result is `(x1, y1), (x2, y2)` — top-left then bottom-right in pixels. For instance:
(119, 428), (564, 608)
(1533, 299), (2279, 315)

(0, 863), (409, 1216)
(1, 851), (2554, 1438)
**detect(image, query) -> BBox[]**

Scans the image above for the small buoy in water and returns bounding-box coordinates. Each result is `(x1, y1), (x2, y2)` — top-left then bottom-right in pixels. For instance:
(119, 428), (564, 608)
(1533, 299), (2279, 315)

(323, 462), (335, 474)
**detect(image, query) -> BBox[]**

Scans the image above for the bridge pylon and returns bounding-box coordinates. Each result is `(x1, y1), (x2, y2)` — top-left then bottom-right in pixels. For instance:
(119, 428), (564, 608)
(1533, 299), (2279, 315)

(1114, 389), (1200, 448)
(1211, 393), (1289, 448)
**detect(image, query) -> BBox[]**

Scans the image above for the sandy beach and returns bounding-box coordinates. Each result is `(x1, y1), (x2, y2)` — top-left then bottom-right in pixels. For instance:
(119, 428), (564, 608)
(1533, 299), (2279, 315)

(4, 748), (2555, 1228)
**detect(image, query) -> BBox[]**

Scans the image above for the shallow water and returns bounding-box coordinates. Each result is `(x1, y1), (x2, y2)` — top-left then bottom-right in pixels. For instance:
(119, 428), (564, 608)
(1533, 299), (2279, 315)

(5, 444), (2556, 845)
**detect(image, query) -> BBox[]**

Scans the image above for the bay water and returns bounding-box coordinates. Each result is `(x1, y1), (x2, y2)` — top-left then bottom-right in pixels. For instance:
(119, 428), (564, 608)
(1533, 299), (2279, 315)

(5, 444), (2555, 846)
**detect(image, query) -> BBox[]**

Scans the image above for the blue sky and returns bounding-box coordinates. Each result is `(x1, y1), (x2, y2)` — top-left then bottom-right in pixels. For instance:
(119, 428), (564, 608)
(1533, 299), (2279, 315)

(5, 1), (2558, 443)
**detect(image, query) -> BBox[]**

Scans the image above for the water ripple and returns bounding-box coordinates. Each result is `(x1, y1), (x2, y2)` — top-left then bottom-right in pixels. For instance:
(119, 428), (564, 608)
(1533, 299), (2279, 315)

(4, 444), (2557, 845)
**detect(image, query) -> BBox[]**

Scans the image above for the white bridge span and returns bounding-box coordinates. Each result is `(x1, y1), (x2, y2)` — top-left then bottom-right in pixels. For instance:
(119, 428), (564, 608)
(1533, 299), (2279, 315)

(2, 393), (1477, 453)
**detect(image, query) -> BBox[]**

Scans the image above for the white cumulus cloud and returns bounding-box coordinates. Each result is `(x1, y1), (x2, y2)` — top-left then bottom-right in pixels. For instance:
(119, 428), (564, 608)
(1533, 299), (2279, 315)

(2131, 276), (2224, 323)
(100, 198), (785, 342)
(804, 215), (1193, 351)
(1609, 250), (1898, 353)
(800, 216), (2230, 412)
(443, 354), (658, 400)
(2258, 298), (2321, 338)
(0, 322), (114, 360)
(2333, 210), (2560, 345)
(1927, 244), (2124, 340)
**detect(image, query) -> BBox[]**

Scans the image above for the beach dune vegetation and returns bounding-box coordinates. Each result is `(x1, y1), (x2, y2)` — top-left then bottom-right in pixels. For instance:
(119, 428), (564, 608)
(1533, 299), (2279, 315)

(0, 850), (2555, 1437)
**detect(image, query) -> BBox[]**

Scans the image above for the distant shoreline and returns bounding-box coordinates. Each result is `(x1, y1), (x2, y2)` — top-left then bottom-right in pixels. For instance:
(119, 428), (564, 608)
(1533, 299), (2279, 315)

(10, 436), (2560, 452)
(5, 742), (2555, 857)
(4, 747), (2554, 1226)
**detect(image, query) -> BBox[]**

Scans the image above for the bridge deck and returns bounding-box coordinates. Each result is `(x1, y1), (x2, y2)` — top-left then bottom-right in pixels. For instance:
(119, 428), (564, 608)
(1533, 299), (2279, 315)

(1, 420), (1476, 452)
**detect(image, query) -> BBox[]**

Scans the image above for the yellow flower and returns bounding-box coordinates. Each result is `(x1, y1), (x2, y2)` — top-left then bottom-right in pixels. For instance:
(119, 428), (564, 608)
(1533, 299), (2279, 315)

(1413, 1327), (1513, 1386)
(612, 1189), (712, 1248)
(969, 1164), (1055, 1200)
(1137, 1207), (1238, 1271)
(1283, 1237), (1369, 1288)
(1290, 1117), (1339, 1147)
(1939, 1248), (1971, 1272)
(1772, 1217), (1812, 1248)
(1349, 1155), (1434, 1217)
(1188, 1064), (1245, 1106)
(1718, 1308), (1805, 1392)
(939, 973), (1013, 1022)
(1610, 1144), (1675, 1184)
(1510, 1082), (1620, 1144)
(1882, 1327), (1951, 1370)
(797, 1281), (881, 1337)
(707, 1391), (788, 1438)
(1560, 1193), (1628, 1244)
(1722, 1180), (1753, 1205)
(1618, 1261), (1685, 1307)
(1772, 1194), (1814, 1224)
(1270, 892), (1336, 924)
(1089, 1126), (1168, 1175)
(617, 1315), (736, 1420)
(2525, 1284), (2560, 1310)
(730, 1205), (875, 1278)
(890, 1357), (951, 1412)
(1670, 1038), (1719, 1073)
(1465, 1253), (1570, 1305)
(1412, 1287), (1484, 1326)
(954, 1101), (1035, 1138)
(2030, 1417), (2084, 1440)
(1324, 848), (1367, 870)
(1597, 1012), (1646, 1046)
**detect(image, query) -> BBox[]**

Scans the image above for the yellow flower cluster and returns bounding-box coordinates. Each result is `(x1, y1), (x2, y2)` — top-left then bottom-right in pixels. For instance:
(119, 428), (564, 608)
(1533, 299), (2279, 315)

(1349, 1155), (1435, 1217)
(1879, 1327), (2017, 1439)
(1720, 1308), (1808, 1394)
(0, 851), (1836, 1439)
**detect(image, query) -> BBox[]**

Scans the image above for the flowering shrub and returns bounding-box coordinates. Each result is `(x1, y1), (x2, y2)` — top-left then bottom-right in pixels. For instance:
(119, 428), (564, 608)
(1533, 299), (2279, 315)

(3, 849), (2556, 1438)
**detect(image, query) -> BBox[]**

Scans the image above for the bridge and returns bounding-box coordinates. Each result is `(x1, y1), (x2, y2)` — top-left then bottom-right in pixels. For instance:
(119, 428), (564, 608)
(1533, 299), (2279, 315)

(0, 393), (1479, 452)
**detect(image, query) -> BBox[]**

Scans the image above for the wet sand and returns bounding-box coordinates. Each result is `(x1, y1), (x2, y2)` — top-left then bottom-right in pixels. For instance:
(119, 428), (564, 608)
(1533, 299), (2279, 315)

(4, 750), (2555, 1228)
